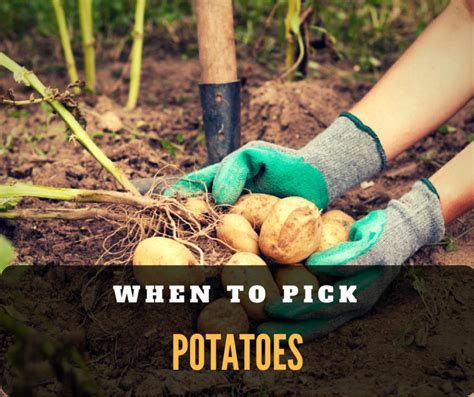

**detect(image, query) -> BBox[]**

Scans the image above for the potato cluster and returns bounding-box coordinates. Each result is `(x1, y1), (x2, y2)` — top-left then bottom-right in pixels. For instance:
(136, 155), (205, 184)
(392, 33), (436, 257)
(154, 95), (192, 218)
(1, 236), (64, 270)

(222, 193), (355, 263)
(132, 193), (355, 349)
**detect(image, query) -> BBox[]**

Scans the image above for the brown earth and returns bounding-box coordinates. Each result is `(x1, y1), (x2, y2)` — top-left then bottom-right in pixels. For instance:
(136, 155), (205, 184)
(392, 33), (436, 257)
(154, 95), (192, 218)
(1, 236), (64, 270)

(0, 44), (473, 395)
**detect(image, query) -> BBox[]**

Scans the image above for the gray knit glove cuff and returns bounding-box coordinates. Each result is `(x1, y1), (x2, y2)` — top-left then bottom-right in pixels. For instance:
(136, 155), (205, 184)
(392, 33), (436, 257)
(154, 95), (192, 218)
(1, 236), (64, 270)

(375, 179), (445, 265)
(297, 112), (387, 201)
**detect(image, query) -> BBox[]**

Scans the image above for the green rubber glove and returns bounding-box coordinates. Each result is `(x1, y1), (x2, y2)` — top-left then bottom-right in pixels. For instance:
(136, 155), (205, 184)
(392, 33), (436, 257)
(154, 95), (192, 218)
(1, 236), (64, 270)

(166, 113), (387, 207)
(166, 144), (329, 208)
(258, 180), (445, 341)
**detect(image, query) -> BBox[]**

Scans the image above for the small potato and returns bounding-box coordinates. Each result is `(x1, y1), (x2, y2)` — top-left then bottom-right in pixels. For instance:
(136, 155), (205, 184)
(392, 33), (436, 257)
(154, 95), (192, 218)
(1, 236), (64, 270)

(216, 214), (259, 255)
(259, 197), (322, 264)
(182, 197), (211, 223)
(227, 252), (267, 266)
(230, 193), (280, 229)
(274, 264), (319, 295)
(321, 210), (355, 233)
(317, 210), (355, 252)
(133, 237), (204, 288)
(197, 297), (249, 351)
(317, 222), (350, 251)
(221, 252), (280, 320)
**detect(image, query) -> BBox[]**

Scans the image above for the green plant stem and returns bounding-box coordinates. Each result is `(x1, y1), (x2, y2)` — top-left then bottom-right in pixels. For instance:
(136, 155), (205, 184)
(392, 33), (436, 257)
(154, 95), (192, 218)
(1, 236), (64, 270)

(51, 0), (80, 94)
(78, 0), (95, 92)
(0, 53), (140, 195)
(126, 0), (146, 110)
(0, 183), (155, 207)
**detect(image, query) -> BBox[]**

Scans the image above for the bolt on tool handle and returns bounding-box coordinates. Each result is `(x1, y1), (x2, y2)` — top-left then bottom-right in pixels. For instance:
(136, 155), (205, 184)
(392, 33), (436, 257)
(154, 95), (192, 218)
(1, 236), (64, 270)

(200, 82), (240, 164)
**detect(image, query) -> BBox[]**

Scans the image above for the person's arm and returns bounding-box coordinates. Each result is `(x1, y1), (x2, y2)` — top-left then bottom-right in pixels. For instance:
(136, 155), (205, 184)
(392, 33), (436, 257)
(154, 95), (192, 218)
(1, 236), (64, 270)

(350, 0), (473, 161)
(163, 1), (473, 209)
(429, 143), (474, 224)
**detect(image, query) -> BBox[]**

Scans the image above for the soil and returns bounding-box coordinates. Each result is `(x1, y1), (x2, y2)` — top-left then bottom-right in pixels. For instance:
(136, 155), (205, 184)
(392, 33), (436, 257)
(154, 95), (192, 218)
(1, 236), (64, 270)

(0, 40), (473, 395)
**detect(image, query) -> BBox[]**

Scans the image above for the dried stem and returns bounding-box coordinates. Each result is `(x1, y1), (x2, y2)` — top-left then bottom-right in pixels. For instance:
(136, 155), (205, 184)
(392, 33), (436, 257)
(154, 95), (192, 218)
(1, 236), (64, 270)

(0, 207), (123, 221)
(0, 96), (54, 105)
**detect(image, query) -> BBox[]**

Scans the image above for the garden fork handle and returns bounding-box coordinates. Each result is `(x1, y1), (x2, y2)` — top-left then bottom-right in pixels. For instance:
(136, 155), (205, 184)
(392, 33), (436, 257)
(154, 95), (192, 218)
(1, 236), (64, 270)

(196, 0), (237, 84)
(196, 0), (241, 164)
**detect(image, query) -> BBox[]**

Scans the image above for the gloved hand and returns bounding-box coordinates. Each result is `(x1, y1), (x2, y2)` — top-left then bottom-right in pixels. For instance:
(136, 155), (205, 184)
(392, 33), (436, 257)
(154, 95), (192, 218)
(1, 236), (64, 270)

(258, 180), (445, 341)
(167, 112), (387, 207)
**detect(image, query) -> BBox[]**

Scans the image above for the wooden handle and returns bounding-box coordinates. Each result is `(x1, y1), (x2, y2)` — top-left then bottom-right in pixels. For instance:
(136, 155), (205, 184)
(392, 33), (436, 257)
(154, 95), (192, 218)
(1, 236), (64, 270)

(196, 0), (238, 84)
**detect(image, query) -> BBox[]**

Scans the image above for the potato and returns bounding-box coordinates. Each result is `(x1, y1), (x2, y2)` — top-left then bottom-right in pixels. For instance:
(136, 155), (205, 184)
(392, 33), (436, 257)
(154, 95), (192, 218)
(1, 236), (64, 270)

(227, 252), (267, 266)
(317, 210), (355, 252)
(230, 193), (280, 229)
(221, 252), (280, 320)
(197, 297), (249, 351)
(321, 210), (355, 233)
(182, 197), (210, 223)
(133, 237), (204, 288)
(274, 264), (319, 294)
(317, 222), (350, 251)
(216, 214), (259, 255)
(259, 197), (322, 264)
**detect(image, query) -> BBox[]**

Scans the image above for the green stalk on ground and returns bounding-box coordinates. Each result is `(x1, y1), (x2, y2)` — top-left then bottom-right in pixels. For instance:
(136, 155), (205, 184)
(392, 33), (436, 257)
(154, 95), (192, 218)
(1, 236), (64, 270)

(0, 53), (140, 195)
(0, 235), (15, 272)
(0, 183), (154, 207)
(126, 0), (147, 110)
(78, 0), (95, 92)
(51, 0), (80, 94)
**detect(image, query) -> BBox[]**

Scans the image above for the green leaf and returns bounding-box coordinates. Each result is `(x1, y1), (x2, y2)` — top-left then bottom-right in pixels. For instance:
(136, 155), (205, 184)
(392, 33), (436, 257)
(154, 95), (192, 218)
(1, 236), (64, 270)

(160, 139), (176, 158)
(34, 147), (46, 157)
(446, 240), (457, 252)
(438, 125), (456, 135)
(418, 150), (434, 162)
(0, 197), (21, 211)
(412, 278), (425, 294)
(469, 134), (474, 143)
(0, 134), (14, 155)
(9, 109), (30, 119)
(40, 102), (53, 113)
(92, 132), (105, 139)
(194, 133), (205, 146)
(0, 235), (15, 274)
(176, 133), (185, 144)
(368, 56), (381, 68)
